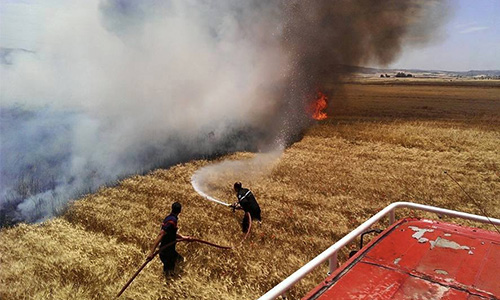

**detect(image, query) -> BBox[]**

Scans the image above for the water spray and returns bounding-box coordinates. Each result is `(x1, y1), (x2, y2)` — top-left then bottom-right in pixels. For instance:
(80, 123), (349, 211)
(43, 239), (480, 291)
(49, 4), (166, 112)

(190, 149), (284, 208)
(191, 174), (231, 207)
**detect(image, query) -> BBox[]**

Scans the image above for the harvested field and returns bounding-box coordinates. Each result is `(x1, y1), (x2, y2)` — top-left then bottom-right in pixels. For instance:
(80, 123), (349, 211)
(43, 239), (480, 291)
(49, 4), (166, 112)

(1, 80), (499, 299)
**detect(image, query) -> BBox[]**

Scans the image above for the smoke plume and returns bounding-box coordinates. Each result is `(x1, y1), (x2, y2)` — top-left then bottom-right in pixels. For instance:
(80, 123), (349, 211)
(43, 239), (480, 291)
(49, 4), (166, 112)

(0, 0), (451, 224)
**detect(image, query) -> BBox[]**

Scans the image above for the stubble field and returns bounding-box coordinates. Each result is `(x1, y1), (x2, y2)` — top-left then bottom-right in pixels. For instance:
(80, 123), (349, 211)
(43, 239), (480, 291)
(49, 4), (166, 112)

(1, 79), (499, 299)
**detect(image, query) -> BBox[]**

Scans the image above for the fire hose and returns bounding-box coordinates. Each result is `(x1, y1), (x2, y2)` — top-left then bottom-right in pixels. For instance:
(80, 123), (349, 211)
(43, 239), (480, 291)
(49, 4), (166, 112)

(116, 212), (252, 298)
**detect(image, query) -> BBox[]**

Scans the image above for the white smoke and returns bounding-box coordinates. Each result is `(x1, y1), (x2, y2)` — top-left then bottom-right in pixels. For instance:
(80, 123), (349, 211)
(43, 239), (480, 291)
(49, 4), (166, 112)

(0, 0), (452, 223)
(0, 0), (291, 222)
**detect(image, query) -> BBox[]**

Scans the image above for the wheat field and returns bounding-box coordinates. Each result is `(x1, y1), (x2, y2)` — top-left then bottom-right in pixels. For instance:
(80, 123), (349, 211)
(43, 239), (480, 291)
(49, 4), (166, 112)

(1, 80), (499, 300)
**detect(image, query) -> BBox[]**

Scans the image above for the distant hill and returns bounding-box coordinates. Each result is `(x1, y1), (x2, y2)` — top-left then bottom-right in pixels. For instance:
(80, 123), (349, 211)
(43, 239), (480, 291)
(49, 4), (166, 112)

(2, 49), (498, 78)
(337, 64), (500, 78)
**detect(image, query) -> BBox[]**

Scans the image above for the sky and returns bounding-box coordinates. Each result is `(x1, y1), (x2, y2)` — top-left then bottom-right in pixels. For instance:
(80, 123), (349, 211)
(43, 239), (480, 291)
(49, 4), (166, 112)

(0, 0), (499, 71)
(387, 0), (500, 71)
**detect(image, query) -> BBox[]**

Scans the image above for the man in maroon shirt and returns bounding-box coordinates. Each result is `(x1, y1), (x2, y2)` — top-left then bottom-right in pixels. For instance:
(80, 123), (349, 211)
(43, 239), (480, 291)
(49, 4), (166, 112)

(147, 202), (192, 276)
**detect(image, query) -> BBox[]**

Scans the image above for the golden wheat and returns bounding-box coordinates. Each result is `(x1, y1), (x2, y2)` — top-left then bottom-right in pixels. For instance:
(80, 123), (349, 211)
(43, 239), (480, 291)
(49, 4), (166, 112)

(1, 80), (498, 300)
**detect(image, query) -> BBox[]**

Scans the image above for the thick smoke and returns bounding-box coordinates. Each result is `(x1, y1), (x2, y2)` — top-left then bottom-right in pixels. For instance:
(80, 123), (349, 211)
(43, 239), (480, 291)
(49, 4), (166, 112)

(0, 0), (450, 224)
(281, 0), (452, 109)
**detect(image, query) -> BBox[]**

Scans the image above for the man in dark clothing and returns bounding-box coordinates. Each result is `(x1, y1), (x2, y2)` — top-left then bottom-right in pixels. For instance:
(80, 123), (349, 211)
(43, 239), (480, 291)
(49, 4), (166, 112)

(147, 202), (192, 276)
(231, 182), (262, 233)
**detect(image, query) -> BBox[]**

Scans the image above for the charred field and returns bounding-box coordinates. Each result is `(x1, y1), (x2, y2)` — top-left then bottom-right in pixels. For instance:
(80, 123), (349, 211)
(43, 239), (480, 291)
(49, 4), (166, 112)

(1, 79), (499, 300)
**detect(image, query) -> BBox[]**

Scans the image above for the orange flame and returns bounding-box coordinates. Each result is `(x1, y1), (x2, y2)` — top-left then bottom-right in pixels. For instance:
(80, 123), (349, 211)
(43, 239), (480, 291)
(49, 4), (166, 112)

(310, 91), (328, 120)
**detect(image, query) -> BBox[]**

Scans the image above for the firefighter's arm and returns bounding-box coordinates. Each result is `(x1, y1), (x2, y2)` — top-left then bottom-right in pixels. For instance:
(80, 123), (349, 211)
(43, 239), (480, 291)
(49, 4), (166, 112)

(230, 202), (243, 212)
(147, 230), (165, 260)
(177, 233), (194, 241)
(231, 197), (243, 209)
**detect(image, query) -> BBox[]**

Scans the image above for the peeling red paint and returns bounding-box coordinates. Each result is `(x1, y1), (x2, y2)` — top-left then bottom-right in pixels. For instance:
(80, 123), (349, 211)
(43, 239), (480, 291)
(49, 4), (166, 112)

(303, 219), (500, 299)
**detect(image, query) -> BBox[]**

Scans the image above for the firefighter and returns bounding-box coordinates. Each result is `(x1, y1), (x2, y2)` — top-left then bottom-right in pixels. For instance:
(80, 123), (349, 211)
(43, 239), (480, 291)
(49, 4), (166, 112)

(231, 182), (262, 233)
(147, 202), (192, 277)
